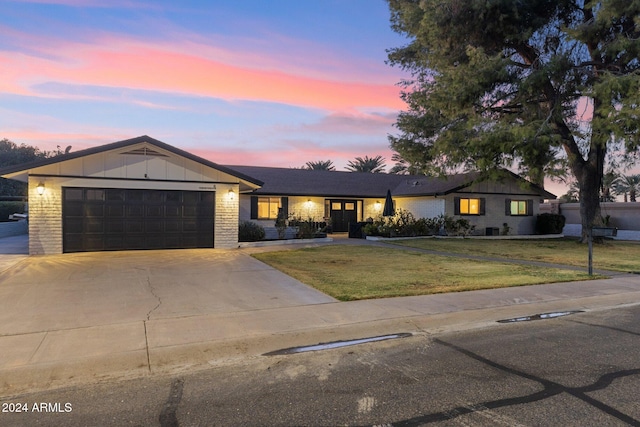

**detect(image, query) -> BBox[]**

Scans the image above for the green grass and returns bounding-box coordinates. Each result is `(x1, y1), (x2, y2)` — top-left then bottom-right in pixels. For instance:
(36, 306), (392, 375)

(390, 238), (640, 273)
(252, 245), (598, 301)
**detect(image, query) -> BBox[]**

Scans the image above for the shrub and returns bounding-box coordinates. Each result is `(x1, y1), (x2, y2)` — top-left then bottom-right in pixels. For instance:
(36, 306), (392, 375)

(444, 216), (475, 236)
(0, 202), (26, 222)
(290, 217), (316, 239)
(238, 221), (265, 242)
(536, 213), (566, 234)
(362, 223), (375, 236)
(362, 211), (446, 238)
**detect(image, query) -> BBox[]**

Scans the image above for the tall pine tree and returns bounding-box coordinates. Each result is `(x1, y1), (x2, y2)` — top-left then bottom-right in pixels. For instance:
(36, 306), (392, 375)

(387, 0), (640, 241)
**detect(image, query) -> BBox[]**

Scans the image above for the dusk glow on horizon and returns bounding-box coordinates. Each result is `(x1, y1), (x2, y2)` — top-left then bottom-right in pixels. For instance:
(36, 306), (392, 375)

(0, 0), (409, 171)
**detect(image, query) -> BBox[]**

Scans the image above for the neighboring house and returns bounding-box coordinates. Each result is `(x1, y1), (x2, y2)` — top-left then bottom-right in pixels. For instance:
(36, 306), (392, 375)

(227, 166), (556, 237)
(0, 135), (555, 255)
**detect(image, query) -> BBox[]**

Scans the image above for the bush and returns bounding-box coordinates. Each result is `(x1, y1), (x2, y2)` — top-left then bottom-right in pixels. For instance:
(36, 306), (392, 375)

(0, 202), (26, 222)
(536, 213), (566, 234)
(238, 221), (265, 242)
(362, 211), (446, 238)
(443, 215), (475, 236)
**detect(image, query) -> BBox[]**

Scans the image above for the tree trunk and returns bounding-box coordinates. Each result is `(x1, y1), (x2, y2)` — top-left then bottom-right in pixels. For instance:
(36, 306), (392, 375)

(578, 165), (603, 243)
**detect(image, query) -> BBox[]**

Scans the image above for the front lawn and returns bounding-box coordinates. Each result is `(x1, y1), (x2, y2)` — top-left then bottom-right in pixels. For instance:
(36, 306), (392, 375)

(390, 238), (640, 273)
(252, 245), (597, 301)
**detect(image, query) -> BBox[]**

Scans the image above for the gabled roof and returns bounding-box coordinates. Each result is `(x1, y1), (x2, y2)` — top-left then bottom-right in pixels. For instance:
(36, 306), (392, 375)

(224, 166), (557, 199)
(0, 135), (264, 187)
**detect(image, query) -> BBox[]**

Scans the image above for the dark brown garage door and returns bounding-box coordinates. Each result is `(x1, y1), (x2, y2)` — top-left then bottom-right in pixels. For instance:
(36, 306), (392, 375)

(63, 188), (214, 253)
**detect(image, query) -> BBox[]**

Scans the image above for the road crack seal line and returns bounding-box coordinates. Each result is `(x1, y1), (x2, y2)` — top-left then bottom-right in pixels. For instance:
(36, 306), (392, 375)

(377, 339), (640, 427)
(159, 378), (184, 427)
(146, 277), (161, 321)
(567, 318), (640, 337)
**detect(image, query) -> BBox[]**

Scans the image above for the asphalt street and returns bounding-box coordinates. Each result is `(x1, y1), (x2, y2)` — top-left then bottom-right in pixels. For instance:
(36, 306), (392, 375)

(1, 303), (639, 426)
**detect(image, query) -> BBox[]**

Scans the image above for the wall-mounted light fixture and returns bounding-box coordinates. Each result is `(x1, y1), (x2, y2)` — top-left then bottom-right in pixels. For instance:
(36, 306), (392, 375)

(375, 200), (381, 210)
(227, 189), (235, 200)
(36, 182), (45, 196)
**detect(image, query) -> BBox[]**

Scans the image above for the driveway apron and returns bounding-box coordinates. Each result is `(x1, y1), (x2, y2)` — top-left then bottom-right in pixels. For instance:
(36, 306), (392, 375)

(0, 248), (336, 336)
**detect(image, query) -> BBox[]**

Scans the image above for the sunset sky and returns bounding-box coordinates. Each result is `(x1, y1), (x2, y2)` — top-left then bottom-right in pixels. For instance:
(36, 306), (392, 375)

(0, 0), (411, 171)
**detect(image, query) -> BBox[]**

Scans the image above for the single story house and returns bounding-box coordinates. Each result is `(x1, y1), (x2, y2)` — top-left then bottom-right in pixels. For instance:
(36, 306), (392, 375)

(228, 165), (556, 237)
(0, 136), (555, 255)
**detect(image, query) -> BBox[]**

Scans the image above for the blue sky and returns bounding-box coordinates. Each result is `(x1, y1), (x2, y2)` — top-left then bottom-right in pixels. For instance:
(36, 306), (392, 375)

(0, 0), (409, 169)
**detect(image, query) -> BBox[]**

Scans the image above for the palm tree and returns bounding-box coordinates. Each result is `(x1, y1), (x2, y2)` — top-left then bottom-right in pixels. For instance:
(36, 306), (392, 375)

(559, 180), (580, 203)
(389, 153), (433, 175)
(613, 174), (640, 202)
(600, 170), (619, 202)
(303, 160), (335, 171)
(345, 156), (386, 173)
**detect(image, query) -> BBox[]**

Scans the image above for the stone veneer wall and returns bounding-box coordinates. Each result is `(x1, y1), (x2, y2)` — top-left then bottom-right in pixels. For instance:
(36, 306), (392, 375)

(214, 183), (239, 249)
(28, 176), (63, 255)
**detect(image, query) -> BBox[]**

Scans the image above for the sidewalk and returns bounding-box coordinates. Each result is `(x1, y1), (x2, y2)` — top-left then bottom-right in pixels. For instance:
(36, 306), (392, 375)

(2, 235), (640, 397)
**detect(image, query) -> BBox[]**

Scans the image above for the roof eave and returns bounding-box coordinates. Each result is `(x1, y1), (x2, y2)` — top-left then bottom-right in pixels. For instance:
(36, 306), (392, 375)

(0, 135), (264, 187)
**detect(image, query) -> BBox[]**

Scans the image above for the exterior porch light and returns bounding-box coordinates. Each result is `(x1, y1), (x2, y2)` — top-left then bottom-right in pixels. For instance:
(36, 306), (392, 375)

(227, 189), (235, 200)
(375, 200), (381, 210)
(36, 182), (45, 195)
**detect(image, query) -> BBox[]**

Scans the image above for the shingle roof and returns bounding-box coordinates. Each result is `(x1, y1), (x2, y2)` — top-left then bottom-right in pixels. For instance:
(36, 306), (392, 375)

(224, 165), (489, 198)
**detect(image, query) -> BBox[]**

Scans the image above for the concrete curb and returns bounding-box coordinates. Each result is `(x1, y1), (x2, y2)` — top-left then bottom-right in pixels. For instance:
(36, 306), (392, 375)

(3, 275), (640, 398)
(238, 237), (333, 248)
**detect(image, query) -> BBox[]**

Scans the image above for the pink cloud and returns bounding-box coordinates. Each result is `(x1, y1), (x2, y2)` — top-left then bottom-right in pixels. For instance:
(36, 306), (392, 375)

(1, 31), (405, 111)
(172, 33), (401, 86)
(299, 111), (397, 135)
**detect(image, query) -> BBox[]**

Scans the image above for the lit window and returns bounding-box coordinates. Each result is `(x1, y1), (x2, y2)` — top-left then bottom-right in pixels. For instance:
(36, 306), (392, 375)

(459, 198), (480, 215)
(257, 197), (281, 219)
(510, 200), (529, 216)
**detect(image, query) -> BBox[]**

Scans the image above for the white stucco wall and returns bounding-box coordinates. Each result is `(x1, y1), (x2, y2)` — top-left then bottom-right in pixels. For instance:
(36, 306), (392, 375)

(396, 197), (445, 219)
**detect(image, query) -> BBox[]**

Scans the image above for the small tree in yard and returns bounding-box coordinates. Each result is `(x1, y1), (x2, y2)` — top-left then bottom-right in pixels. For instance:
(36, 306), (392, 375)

(275, 208), (287, 239)
(386, 0), (640, 242)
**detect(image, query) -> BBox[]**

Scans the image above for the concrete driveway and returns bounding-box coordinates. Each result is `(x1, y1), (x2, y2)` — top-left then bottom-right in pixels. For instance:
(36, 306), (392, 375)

(0, 246), (336, 336)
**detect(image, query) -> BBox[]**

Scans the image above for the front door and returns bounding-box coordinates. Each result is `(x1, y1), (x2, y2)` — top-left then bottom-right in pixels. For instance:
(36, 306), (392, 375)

(329, 200), (358, 232)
